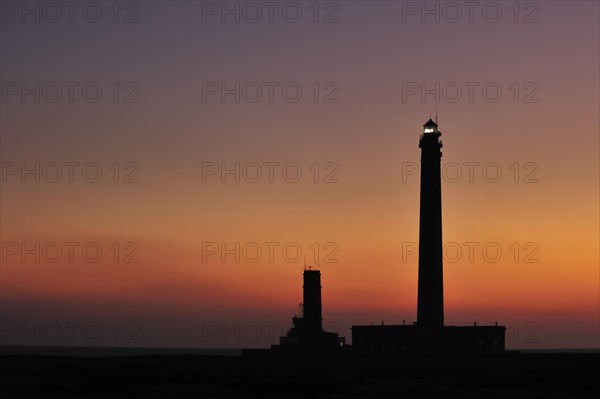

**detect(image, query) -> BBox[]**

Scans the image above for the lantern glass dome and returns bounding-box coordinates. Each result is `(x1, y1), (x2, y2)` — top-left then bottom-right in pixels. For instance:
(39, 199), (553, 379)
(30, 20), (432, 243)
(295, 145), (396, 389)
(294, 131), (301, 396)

(423, 118), (438, 133)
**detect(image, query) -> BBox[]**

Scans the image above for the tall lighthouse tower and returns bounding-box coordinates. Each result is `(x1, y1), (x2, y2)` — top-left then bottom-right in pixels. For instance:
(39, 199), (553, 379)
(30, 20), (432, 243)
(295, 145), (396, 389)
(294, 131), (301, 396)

(350, 119), (506, 354)
(417, 118), (444, 328)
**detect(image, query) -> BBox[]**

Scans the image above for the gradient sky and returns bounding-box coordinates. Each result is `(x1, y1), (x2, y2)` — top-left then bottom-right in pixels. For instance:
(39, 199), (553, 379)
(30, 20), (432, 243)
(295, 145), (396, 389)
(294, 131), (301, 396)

(1, 1), (599, 349)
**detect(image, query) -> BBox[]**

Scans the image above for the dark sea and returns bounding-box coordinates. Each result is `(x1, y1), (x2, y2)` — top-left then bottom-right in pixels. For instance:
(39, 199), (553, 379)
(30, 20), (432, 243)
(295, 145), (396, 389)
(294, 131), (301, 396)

(0, 345), (242, 357)
(1, 345), (598, 357)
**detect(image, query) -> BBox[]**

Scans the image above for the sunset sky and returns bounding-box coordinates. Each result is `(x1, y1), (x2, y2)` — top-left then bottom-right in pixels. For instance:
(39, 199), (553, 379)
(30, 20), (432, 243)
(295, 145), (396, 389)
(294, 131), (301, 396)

(1, 1), (598, 349)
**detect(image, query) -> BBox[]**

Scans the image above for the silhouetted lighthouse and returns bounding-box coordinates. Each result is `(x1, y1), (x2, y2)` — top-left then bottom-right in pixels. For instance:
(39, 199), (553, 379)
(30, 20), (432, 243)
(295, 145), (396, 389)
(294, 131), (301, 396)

(273, 268), (344, 350)
(417, 118), (444, 328)
(303, 269), (323, 332)
(350, 119), (505, 354)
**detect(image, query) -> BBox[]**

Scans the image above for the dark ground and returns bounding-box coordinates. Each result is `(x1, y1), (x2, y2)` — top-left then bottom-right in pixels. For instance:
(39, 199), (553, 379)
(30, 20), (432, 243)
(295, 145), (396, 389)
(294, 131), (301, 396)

(1, 352), (599, 398)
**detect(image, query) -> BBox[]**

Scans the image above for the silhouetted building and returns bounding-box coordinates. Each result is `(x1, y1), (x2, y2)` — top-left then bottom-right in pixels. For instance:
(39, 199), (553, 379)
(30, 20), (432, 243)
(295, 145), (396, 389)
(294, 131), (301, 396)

(352, 323), (505, 354)
(273, 269), (345, 351)
(352, 119), (506, 354)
